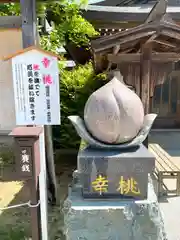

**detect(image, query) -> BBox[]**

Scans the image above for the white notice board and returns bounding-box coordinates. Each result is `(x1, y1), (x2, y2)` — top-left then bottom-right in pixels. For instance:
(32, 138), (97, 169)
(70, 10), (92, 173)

(11, 49), (60, 125)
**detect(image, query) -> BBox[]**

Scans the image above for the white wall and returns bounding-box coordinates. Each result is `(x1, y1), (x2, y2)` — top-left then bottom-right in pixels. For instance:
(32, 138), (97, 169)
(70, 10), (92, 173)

(0, 29), (23, 131)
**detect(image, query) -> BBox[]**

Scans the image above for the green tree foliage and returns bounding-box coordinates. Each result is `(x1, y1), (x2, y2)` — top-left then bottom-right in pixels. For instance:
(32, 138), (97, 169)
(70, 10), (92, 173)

(0, 1), (98, 48)
(53, 62), (107, 149)
(40, 29), (62, 54)
(0, 3), (20, 16)
(46, 2), (98, 46)
(0, 2), (45, 16)
(0, 0), (103, 151)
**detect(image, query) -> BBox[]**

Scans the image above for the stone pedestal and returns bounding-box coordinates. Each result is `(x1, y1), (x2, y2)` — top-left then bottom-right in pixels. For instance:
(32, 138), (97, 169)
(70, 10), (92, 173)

(63, 176), (167, 240)
(78, 144), (155, 200)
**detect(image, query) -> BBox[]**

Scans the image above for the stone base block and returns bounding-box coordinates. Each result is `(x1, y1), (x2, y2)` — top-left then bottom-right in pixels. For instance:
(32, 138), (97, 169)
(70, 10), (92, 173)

(63, 176), (167, 240)
(78, 144), (155, 199)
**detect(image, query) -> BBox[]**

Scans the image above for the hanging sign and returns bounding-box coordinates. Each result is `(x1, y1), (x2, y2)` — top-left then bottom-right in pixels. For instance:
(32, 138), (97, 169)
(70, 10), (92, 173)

(7, 47), (60, 125)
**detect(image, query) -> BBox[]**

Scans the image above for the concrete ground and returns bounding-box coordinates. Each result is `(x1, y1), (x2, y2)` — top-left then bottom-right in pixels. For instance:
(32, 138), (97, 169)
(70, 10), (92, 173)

(149, 130), (180, 240)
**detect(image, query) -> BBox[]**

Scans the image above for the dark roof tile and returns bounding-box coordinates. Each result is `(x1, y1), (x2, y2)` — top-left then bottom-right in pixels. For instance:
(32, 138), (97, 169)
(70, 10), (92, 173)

(90, 0), (180, 6)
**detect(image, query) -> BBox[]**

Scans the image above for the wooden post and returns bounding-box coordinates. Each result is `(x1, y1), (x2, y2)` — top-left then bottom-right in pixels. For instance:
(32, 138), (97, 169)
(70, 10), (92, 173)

(20, 0), (57, 204)
(140, 45), (152, 147)
(20, 1), (41, 239)
(10, 127), (42, 240)
(20, 0), (37, 47)
(44, 126), (57, 204)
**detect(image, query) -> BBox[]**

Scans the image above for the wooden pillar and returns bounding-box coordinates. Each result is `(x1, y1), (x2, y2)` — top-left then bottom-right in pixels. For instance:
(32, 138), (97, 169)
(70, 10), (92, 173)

(140, 45), (152, 147)
(21, 0), (57, 205)
(20, 0), (37, 47)
(20, 1), (41, 239)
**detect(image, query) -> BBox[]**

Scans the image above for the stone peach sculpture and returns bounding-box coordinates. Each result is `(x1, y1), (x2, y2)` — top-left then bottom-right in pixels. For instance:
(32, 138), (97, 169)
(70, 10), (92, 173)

(68, 76), (157, 149)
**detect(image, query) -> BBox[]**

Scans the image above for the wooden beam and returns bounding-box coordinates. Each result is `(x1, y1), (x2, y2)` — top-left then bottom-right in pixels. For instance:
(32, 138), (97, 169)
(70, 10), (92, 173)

(161, 29), (180, 41)
(20, 0), (37, 47)
(153, 39), (177, 48)
(106, 44), (120, 71)
(92, 18), (180, 53)
(0, 16), (21, 28)
(92, 28), (157, 53)
(92, 22), (156, 49)
(108, 53), (180, 63)
(145, 33), (158, 44)
(92, 21), (180, 53)
(140, 46), (151, 114)
(108, 53), (140, 62)
(162, 22), (180, 36)
(93, 30), (156, 53)
(120, 48), (135, 53)
(91, 19), (180, 54)
(140, 45), (152, 147)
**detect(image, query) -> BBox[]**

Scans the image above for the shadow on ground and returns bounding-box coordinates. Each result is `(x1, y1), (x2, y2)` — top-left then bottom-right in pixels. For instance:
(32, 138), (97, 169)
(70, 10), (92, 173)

(0, 180), (31, 240)
(149, 131), (180, 157)
(0, 154), (76, 240)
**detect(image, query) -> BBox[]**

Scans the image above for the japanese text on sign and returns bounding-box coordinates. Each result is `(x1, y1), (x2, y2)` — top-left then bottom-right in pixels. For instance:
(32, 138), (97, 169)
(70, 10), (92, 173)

(27, 64), (41, 121)
(11, 49), (60, 125)
(91, 175), (141, 195)
(21, 149), (31, 173)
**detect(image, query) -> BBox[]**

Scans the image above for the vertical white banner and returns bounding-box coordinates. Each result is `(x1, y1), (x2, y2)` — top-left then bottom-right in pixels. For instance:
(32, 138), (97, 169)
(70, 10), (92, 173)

(39, 128), (48, 240)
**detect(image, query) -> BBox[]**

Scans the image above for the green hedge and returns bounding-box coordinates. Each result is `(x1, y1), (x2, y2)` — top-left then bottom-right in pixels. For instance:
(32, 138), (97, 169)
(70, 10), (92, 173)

(53, 62), (107, 150)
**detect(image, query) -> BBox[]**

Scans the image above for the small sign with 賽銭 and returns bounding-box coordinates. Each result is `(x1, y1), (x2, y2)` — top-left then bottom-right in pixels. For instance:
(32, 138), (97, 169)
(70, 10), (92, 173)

(19, 147), (33, 178)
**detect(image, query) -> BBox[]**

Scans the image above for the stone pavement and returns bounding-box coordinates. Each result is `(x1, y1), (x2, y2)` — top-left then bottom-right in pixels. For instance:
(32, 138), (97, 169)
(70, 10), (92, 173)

(149, 130), (180, 240)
